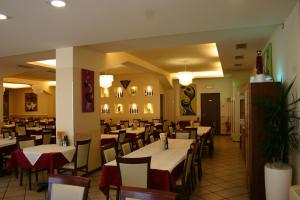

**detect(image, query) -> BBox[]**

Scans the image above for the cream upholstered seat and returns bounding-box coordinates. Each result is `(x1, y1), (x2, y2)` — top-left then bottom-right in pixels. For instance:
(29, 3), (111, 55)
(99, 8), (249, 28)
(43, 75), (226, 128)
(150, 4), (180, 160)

(189, 128), (197, 140)
(102, 143), (117, 163)
(42, 132), (52, 144)
(59, 139), (91, 176)
(144, 125), (151, 144)
(117, 157), (151, 188)
(175, 131), (190, 139)
(48, 174), (90, 200)
(121, 141), (132, 156)
(149, 134), (155, 143)
(136, 137), (144, 149)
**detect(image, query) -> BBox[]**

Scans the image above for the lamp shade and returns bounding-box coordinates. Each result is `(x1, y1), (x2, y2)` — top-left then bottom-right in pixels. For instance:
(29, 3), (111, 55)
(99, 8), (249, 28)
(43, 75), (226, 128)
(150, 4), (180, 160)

(177, 72), (193, 86)
(99, 75), (114, 89)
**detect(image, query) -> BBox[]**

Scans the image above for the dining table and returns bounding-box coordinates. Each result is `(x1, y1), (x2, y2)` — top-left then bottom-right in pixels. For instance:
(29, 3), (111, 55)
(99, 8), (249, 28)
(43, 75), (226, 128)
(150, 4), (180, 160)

(99, 138), (193, 196)
(8, 144), (75, 174)
(100, 134), (118, 146)
(110, 127), (145, 141)
(185, 126), (211, 136)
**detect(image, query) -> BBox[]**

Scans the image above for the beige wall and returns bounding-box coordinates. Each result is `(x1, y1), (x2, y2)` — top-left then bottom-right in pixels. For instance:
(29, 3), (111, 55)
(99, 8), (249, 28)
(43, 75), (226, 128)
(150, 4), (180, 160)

(100, 74), (161, 123)
(8, 86), (55, 118)
(172, 71), (250, 135)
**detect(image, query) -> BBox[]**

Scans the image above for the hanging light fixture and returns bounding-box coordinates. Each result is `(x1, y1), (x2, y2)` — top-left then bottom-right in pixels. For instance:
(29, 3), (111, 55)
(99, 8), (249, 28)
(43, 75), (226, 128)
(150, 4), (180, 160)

(99, 75), (114, 89)
(177, 61), (193, 86)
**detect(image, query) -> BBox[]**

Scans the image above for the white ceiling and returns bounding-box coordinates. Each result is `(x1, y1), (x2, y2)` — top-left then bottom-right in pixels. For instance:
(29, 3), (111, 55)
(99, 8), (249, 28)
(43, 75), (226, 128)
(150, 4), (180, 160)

(0, 0), (296, 81)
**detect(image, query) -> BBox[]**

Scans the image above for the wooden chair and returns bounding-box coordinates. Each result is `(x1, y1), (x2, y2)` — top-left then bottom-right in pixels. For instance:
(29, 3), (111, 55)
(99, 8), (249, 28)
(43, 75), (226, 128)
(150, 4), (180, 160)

(117, 157), (151, 188)
(175, 131), (190, 139)
(120, 186), (178, 200)
(117, 130), (127, 153)
(17, 136), (37, 190)
(136, 135), (144, 149)
(16, 124), (27, 136)
(195, 139), (204, 180)
(173, 147), (194, 199)
(152, 119), (160, 123)
(188, 128), (197, 140)
(168, 126), (175, 137)
(48, 174), (90, 200)
(59, 139), (91, 176)
(144, 125), (151, 144)
(149, 134), (155, 143)
(120, 140), (132, 156)
(42, 131), (52, 144)
(102, 142), (116, 163)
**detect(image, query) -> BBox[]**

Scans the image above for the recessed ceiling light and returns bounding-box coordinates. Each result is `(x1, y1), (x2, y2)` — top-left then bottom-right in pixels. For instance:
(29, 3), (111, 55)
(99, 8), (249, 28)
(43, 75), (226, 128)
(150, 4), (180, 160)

(50, 0), (66, 8)
(0, 14), (8, 20)
(27, 59), (56, 69)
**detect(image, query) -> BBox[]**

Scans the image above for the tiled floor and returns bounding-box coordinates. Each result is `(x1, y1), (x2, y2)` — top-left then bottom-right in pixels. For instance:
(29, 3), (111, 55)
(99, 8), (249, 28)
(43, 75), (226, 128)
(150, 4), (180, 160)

(0, 136), (249, 200)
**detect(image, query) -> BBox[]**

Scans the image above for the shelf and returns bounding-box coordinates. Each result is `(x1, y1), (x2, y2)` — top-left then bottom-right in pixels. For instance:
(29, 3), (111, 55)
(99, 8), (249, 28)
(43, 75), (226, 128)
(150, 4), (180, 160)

(114, 104), (124, 114)
(129, 103), (138, 114)
(144, 86), (153, 96)
(115, 87), (124, 98)
(129, 86), (138, 97)
(100, 88), (110, 98)
(101, 104), (110, 114)
(144, 103), (154, 114)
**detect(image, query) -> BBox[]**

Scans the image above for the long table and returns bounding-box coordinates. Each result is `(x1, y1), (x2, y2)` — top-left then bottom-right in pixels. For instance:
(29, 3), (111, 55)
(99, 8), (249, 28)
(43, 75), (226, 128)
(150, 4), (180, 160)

(99, 139), (193, 196)
(185, 126), (211, 136)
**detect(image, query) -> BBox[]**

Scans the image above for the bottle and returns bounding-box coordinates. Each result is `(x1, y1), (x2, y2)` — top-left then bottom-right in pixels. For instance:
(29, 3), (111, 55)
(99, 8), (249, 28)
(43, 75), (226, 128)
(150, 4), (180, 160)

(165, 137), (168, 150)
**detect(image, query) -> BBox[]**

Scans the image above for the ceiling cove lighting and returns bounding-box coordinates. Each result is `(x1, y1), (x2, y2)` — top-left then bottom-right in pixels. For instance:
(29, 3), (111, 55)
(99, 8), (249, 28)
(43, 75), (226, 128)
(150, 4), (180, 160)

(32, 85), (44, 94)
(50, 0), (66, 8)
(0, 14), (8, 20)
(3, 83), (31, 89)
(27, 59), (56, 69)
(99, 75), (114, 89)
(48, 81), (56, 86)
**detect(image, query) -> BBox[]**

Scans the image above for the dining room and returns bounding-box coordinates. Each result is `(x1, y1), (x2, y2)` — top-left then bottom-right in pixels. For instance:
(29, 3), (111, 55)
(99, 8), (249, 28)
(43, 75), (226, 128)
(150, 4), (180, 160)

(0, 0), (299, 200)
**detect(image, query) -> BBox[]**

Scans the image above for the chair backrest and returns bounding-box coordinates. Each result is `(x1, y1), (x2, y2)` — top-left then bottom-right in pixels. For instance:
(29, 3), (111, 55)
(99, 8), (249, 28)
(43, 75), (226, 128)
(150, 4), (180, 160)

(117, 157), (151, 188)
(123, 121), (129, 128)
(48, 174), (90, 200)
(120, 186), (178, 200)
(175, 131), (190, 139)
(1, 128), (11, 138)
(102, 142), (116, 163)
(136, 136), (144, 149)
(152, 119), (160, 123)
(120, 124), (125, 129)
(17, 136), (36, 149)
(16, 125), (27, 136)
(118, 130), (127, 144)
(188, 128), (197, 140)
(149, 125), (155, 134)
(42, 132), (52, 144)
(110, 126), (117, 131)
(162, 120), (168, 132)
(144, 125), (151, 143)
(133, 119), (140, 124)
(75, 139), (91, 169)
(139, 121), (146, 127)
(181, 148), (193, 186)
(168, 126), (175, 136)
(149, 134), (155, 143)
(121, 141), (132, 156)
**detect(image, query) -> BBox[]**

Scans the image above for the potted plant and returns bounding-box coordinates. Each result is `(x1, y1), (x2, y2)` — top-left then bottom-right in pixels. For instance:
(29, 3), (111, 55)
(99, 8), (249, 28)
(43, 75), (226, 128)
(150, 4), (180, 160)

(262, 79), (300, 200)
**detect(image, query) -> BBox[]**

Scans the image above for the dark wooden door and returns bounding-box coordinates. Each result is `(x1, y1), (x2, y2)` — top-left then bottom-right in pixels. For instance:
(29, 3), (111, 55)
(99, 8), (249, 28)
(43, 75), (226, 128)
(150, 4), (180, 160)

(201, 93), (221, 134)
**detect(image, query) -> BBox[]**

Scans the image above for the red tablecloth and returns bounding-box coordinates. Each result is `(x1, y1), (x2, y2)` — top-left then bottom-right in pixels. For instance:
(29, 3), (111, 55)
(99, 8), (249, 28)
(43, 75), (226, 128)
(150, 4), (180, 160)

(99, 162), (183, 196)
(8, 149), (71, 173)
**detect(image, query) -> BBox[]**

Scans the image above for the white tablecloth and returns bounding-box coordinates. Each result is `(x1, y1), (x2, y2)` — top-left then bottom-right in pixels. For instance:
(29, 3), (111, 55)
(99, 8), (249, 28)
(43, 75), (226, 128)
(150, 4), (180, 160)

(101, 134), (118, 141)
(3, 124), (15, 128)
(23, 144), (75, 165)
(105, 139), (193, 173)
(0, 138), (16, 148)
(110, 127), (145, 135)
(185, 126), (211, 136)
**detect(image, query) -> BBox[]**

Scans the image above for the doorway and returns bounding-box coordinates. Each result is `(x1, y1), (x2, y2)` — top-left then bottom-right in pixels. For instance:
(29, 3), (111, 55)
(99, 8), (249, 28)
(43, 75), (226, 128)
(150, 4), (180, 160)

(201, 93), (221, 134)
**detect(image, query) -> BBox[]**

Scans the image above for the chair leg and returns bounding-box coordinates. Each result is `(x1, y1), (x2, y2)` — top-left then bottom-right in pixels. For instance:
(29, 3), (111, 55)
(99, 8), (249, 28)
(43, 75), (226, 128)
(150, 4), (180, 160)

(19, 169), (23, 186)
(106, 187), (110, 200)
(28, 169), (32, 190)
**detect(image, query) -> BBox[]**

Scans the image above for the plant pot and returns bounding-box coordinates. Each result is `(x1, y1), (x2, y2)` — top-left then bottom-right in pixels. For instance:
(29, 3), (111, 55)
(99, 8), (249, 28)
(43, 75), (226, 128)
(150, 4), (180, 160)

(265, 163), (292, 200)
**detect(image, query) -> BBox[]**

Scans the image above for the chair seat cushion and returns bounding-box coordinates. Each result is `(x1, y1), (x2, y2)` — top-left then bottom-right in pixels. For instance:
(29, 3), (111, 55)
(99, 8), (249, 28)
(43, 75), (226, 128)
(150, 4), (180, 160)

(62, 162), (75, 169)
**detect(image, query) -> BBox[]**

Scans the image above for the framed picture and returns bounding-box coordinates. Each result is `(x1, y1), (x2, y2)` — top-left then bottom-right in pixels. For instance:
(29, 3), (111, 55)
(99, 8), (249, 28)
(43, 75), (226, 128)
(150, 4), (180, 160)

(263, 43), (273, 78)
(82, 69), (94, 112)
(180, 84), (197, 116)
(25, 93), (38, 112)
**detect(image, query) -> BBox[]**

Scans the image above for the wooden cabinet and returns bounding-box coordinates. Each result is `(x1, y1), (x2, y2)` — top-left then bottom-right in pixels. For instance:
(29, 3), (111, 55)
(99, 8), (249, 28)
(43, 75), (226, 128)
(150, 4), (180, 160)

(241, 82), (281, 200)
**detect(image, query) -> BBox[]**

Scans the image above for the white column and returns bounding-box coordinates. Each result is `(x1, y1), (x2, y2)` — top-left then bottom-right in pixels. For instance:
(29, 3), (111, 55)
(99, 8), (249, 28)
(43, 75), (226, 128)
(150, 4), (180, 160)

(56, 47), (75, 144)
(0, 77), (3, 124)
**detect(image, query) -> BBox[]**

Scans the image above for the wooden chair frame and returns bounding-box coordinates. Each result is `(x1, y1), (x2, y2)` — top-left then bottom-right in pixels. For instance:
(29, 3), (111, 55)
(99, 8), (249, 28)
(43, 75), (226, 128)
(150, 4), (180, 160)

(48, 174), (90, 200)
